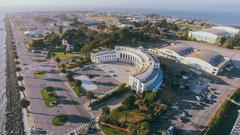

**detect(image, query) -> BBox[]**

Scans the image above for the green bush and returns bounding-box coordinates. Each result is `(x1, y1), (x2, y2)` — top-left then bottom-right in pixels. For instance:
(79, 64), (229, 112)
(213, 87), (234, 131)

(61, 69), (67, 73)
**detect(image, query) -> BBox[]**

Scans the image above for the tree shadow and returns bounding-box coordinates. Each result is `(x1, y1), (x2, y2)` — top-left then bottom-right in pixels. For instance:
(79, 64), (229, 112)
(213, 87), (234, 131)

(60, 99), (80, 105)
(68, 115), (90, 123)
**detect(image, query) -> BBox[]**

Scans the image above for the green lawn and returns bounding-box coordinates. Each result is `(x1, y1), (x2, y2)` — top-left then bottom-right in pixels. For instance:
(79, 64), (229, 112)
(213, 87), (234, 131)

(34, 69), (46, 79)
(52, 114), (68, 126)
(54, 52), (83, 60)
(41, 87), (60, 108)
(107, 105), (151, 124)
(101, 125), (128, 135)
(67, 81), (83, 97)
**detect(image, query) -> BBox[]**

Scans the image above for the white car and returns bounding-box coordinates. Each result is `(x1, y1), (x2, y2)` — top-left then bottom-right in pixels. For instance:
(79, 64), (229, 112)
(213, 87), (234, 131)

(167, 126), (174, 134)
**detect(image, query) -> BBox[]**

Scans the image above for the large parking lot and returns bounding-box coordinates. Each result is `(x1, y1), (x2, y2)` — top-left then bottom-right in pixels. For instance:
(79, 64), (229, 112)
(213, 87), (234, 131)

(153, 56), (240, 135)
(73, 61), (137, 97)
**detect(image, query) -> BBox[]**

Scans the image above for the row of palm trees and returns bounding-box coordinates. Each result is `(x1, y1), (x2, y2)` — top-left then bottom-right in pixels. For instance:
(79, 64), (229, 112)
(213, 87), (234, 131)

(13, 44), (30, 112)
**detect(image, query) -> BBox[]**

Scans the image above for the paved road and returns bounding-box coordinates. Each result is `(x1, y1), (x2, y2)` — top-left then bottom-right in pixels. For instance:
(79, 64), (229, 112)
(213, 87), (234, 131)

(10, 19), (92, 135)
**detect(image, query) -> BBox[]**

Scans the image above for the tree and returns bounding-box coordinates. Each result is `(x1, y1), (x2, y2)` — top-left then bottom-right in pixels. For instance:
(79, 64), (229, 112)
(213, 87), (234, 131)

(216, 36), (226, 46)
(14, 55), (19, 60)
(15, 61), (20, 65)
(97, 23), (106, 32)
(75, 80), (82, 90)
(122, 95), (137, 121)
(61, 63), (66, 69)
(101, 106), (110, 122)
(224, 36), (240, 48)
(86, 91), (94, 105)
(17, 76), (23, 85)
(18, 85), (26, 97)
(19, 98), (30, 113)
(66, 71), (74, 82)
(31, 39), (45, 49)
(15, 67), (21, 74)
(55, 57), (61, 66)
(58, 26), (63, 34)
(52, 52), (56, 60)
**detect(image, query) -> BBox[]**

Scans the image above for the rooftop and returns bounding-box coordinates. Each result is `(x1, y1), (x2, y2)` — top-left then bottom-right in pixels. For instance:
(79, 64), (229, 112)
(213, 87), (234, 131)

(164, 44), (194, 56)
(187, 50), (224, 67)
(201, 29), (229, 36)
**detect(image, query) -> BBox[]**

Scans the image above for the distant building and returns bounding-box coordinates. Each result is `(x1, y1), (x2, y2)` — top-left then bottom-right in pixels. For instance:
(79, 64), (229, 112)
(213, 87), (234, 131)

(188, 28), (231, 43)
(116, 24), (136, 30)
(212, 25), (240, 36)
(91, 46), (163, 93)
(24, 30), (38, 36)
(149, 44), (230, 75)
(62, 21), (70, 27)
(62, 39), (74, 51)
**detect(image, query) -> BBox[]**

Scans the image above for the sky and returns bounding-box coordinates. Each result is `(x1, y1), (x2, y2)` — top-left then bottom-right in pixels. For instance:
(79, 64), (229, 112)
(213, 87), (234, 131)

(1, 0), (240, 10)
(0, 0), (240, 8)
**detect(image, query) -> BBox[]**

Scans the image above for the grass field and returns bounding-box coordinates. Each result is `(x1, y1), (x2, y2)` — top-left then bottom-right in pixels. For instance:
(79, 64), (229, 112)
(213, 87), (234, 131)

(41, 87), (60, 108)
(54, 52), (83, 60)
(67, 81), (82, 97)
(101, 125), (128, 135)
(34, 69), (46, 79)
(52, 114), (68, 126)
(107, 105), (151, 124)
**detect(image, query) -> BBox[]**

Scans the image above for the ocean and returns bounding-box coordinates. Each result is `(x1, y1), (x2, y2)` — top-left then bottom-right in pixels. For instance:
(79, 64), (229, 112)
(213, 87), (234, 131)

(0, 5), (239, 132)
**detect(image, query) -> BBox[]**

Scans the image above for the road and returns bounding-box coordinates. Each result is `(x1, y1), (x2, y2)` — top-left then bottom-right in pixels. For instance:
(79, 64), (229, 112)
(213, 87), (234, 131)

(10, 19), (92, 135)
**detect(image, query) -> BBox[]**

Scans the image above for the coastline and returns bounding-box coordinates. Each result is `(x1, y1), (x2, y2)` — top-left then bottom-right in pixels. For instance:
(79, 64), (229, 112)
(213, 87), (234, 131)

(4, 14), (24, 134)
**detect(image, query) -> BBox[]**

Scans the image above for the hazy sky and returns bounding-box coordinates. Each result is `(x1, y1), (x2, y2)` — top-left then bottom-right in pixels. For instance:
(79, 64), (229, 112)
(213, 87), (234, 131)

(1, 0), (240, 12)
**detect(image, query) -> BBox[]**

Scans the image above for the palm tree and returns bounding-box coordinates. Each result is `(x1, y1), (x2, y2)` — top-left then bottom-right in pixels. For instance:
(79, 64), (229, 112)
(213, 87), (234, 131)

(55, 57), (61, 67)
(86, 91), (94, 105)
(15, 67), (21, 74)
(15, 61), (20, 66)
(18, 85), (26, 97)
(52, 52), (56, 60)
(17, 76), (23, 85)
(101, 106), (110, 122)
(19, 98), (30, 113)
(14, 55), (19, 60)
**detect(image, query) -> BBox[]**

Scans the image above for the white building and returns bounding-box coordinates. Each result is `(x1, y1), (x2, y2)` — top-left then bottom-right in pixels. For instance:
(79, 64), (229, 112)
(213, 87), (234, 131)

(91, 46), (163, 93)
(188, 29), (231, 43)
(149, 44), (194, 62)
(62, 39), (74, 51)
(149, 45), (230, 75)
(212, 25), (240, 36)
(24, 30), (38, 36)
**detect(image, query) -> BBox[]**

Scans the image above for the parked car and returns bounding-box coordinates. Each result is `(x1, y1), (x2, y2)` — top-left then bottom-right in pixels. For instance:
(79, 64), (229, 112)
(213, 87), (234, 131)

(167, 126), (174, 134)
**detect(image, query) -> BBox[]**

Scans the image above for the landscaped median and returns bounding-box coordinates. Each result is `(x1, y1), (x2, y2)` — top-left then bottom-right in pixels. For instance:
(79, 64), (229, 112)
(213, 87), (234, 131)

(52, 114), (68, 126)
(202, 88), (240, 135)
(34, 69), (46, 79)
(67, 81), (84, 97)
(41, 87), (60, 108)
